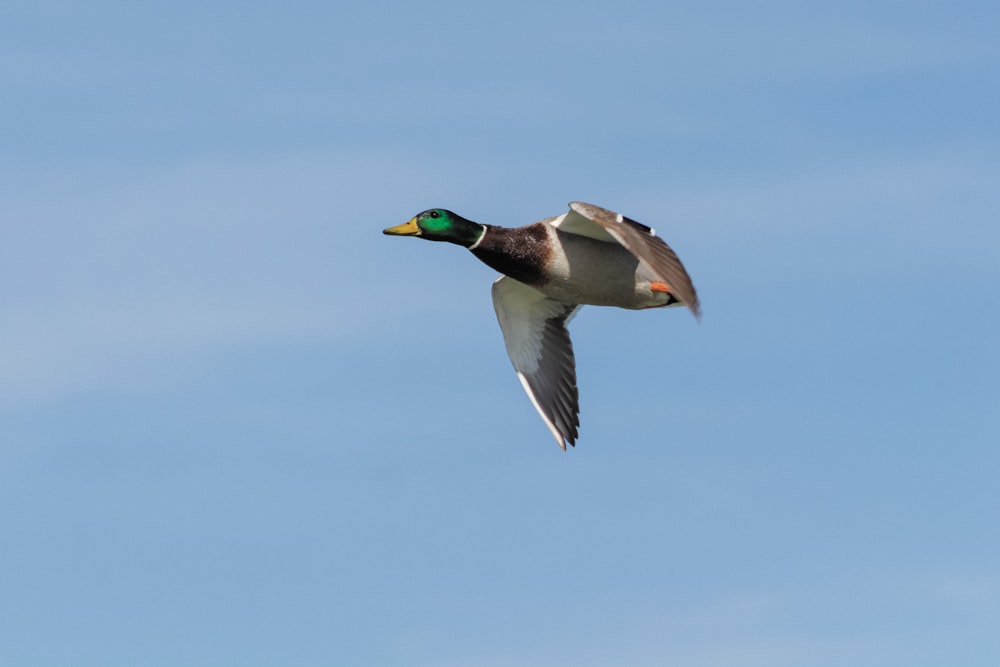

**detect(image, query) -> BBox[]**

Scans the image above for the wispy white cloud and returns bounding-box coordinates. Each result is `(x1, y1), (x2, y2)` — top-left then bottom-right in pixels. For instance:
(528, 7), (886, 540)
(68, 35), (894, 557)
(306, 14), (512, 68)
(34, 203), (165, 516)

(0, 298), (350, 407)
(0, 151), (471, 406)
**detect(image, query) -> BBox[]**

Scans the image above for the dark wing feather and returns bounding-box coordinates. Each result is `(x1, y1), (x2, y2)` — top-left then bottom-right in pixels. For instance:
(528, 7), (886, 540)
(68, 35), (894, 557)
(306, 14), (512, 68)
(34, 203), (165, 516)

(565, 201), (701, 319)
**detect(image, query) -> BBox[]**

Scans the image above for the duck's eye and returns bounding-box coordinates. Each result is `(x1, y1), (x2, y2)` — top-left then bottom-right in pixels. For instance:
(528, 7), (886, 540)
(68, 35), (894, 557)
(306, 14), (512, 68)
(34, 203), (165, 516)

(428, 211), (440, 219)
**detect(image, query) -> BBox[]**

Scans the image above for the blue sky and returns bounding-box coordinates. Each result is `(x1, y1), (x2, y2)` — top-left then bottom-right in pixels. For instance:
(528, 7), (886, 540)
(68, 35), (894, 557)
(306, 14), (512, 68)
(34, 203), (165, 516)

(2, 1), (998, 665)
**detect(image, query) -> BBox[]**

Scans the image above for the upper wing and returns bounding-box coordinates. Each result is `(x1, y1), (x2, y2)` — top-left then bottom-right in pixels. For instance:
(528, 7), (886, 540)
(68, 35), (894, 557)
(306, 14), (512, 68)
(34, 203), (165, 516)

(491, 276), (581, 450)
(553, 201), (701, 319)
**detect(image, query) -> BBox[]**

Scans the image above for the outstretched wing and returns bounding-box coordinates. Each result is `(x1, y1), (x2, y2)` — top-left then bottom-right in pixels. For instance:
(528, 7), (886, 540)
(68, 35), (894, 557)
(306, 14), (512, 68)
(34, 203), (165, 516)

(552, 201), (701, 319)
(491, 276), (581, 450)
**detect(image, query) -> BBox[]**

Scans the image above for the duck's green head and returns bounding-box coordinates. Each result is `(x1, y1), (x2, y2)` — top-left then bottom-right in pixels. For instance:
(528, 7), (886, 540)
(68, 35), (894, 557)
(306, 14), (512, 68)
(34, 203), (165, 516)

(384, 209), (485, 248)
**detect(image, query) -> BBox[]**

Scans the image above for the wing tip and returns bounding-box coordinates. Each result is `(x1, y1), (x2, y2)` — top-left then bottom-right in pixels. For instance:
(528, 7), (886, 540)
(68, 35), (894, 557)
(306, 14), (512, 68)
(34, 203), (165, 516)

(689, 301), (703, 322)
(517, 372), (576, 451)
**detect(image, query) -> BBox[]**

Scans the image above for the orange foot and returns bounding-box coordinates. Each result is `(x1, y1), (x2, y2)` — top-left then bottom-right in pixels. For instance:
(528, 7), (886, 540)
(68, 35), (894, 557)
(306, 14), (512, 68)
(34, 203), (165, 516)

(650, 281), (672, 294)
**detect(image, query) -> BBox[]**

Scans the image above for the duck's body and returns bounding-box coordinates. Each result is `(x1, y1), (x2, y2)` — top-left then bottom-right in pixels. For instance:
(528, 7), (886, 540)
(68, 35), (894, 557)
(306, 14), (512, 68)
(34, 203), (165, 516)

(472, 223), (672, 309)
(384, 201), (699, 450)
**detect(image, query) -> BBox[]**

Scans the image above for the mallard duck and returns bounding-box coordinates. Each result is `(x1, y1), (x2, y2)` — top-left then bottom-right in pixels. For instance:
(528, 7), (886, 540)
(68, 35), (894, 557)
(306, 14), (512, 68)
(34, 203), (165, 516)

(384, 201), (700, 450)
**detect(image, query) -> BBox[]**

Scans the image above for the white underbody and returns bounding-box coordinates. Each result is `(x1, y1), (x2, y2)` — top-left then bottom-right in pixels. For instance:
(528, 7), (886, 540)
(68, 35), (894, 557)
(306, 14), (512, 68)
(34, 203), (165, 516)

(536, 225), (674, 309)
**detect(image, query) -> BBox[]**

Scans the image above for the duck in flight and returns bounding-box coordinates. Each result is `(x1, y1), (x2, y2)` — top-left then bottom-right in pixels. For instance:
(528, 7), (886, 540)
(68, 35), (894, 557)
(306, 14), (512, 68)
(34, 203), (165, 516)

(384, 201), (700, 450)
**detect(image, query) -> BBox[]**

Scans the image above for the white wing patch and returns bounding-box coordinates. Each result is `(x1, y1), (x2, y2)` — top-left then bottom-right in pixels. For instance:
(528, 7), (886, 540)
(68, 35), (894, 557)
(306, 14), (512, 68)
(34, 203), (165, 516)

(549, 210), (618, 244)
(491, 276), (581, 449)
